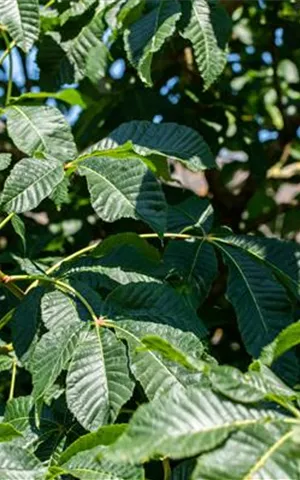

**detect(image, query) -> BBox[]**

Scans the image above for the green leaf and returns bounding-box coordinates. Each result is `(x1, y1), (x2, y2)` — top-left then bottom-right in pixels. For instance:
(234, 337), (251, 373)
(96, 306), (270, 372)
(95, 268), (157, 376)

(104, 282), (207, 337)
(164, 241), (217, 304)
(6, 106), (77, 161)
(11, 214), (26, 251)
(124, 0), (181, 85)
(79, 156), (167, 234)
(49, 176), (71, 209)
(59, 424), (127, 464)
(192, 423), (299, 480)
(0, 355), (13, 372)
(65, 11), (107, 81)
(167, 197), (214, 233)
(0, 443), (46, 479)
(66, 327), (134, 431)
(0, 423), (22, 442)
(86, 43), (109, 85)
(0, 0), (40, 52)
(107, 386), (283, 463)
(56, 445), (144, 480)
(92, 121), (215, 171)
(213, 241), (294, 358)
(11, 88), (88, 108)
(1, 156), (64, 213)
(60, 0), (97, 25)
(180, 0), (230, 89)
(30, 322), (84, 400)
(41, 289), (82, 331)
(12, 288), (43, 364)
(0, 153), (12, 171)
(172, 460), (196, 480)
(114, 320), (206, 399)
(215, 235), (300, 300)
(260, 321), (300, 366)
(209, 364), (296, 404)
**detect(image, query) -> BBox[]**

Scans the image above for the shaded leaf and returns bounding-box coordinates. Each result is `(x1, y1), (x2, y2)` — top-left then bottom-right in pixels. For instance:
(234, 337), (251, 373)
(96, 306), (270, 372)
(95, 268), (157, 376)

(105, 282), (207, 336)
(180, 0), (230, 89)
(124, 0), (181, 85)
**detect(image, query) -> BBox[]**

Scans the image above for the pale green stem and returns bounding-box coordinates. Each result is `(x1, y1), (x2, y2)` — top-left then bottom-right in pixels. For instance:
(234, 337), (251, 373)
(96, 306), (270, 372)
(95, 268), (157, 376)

(163, 458), (171, 480)
(9, 359), (17, 400)
(0, 213), (14, 231)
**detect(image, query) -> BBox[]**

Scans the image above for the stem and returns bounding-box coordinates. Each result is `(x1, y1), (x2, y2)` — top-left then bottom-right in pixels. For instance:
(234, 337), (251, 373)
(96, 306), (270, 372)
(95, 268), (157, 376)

(162, 458), (171, 480)
(46, 242), (100, 275)
(8, 274), (98, 321)
(0, 39), (16, 67)
(140, 232), (204, 240)
(2, 31), (13, 106)
(0, 213), (14, 231)
(44, 0), (56, 8)
(0, 308), (14, 331)
(0, 270), (24, 299)
(9, 360), (17, 400)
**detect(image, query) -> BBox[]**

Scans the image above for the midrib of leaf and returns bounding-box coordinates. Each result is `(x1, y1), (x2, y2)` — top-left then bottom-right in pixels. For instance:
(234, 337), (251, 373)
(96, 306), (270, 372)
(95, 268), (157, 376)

(4, 160), (61, 208)
(95, 325), (109, 409)
(143, 0), (163, 69)
(113, 323), (191, 388)
(212, 241), (268, 334)
(80, 163), (136, 211)
(192, 1), (211, 77)
(243, 430), (293, 480)
(187, 238), (204, 283)
(10, 106), (47, 150)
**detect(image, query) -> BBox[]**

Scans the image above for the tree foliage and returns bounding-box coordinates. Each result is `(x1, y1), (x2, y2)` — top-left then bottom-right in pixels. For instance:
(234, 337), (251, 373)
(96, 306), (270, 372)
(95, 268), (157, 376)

(0, 0), (300, 478)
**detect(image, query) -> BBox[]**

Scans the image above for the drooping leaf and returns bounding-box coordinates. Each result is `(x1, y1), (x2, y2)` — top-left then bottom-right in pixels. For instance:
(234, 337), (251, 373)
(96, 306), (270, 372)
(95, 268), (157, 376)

(89, 121), (215, 171)
(107, 386), (283, 463)
(11, 214), (26, 251)
(65, 11), (107, 81)
(0, 443), (46, 479)
(79, 156), (167, 234)
(0, 0), (40, 52)
(113, 320), (206, 399)
(11, 288), (44, 364)
(0, 153), (12, 171)
(6, 106), (77, 161)
(167, 197), (214, 233)
(192, 423), (299, 480)
(213, 241), (294, 357)
(104, 282), (207, 336)
(124, 0), (181, 85)
(164, 240), (218, 304)
(60, 0), (98, 25)
(1, 156), (64, 213)
(260, 321), (300, 366)
(66, 327), (134, 431)
(216, 235), (300, 300)
(180, 0), (230, 89)
(30, 322), (84, 400)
